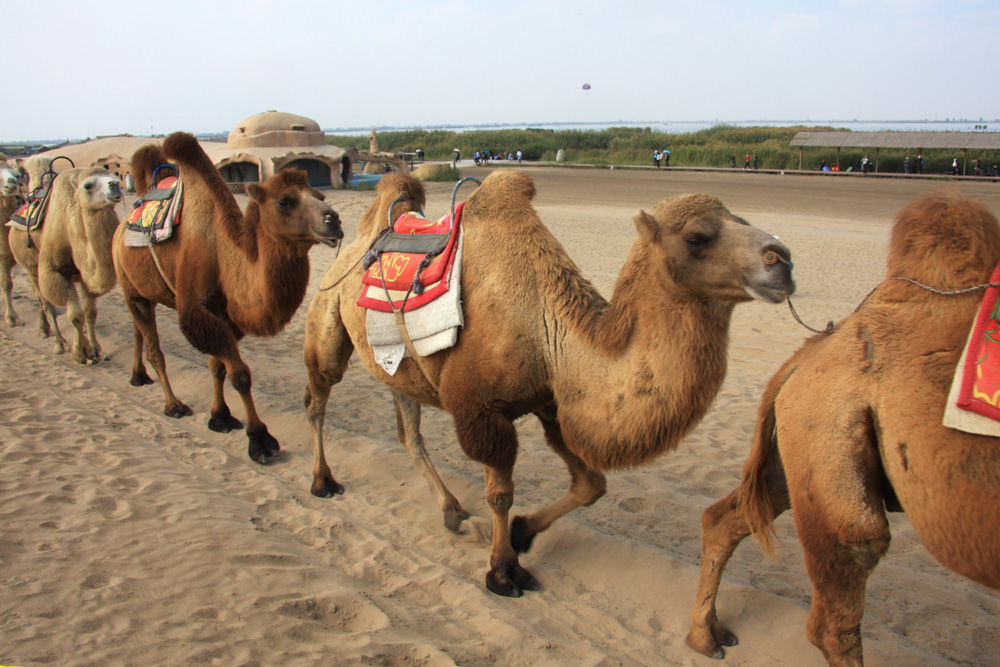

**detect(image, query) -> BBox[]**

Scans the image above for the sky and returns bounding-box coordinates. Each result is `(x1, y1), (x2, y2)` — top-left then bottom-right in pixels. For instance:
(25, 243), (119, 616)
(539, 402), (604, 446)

(3, 0), (999, 143)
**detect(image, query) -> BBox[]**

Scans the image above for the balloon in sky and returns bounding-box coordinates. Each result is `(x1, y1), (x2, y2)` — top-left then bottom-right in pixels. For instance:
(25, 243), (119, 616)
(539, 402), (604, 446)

(582, 83), (591, 91)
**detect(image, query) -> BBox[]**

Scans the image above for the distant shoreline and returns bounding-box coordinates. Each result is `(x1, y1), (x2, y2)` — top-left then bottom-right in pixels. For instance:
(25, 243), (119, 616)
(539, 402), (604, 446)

(6, 119), (999, 146)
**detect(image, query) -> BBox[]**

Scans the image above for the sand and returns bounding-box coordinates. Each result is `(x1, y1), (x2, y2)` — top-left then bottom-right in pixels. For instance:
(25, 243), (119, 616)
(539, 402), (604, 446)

(2, 165), (999, 666)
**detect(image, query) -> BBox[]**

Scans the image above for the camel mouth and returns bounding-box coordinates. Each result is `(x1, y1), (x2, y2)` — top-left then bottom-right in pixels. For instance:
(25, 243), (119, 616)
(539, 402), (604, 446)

(311, 229), (344, 248)
(1, 186), (16, 197)
(744, 272), (796, 303)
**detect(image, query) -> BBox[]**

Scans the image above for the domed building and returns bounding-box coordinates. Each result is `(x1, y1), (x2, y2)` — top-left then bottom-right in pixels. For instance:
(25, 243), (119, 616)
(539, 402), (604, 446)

(201, 110), (352, 188)
(26, 110), (407, 191)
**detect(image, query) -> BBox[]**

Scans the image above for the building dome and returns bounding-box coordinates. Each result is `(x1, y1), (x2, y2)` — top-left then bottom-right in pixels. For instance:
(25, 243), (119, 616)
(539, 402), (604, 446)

(227, 110), (325, 149)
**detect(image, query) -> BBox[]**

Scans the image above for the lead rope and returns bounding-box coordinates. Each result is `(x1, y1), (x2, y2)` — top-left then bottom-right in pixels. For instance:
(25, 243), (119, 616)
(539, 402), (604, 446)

(787, 274), (1000, 336)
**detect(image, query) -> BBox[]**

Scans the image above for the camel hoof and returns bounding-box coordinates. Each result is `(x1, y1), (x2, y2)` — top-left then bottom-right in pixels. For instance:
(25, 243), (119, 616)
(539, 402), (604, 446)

(510, 515), (536, 554)
(5, 316), (21, 327)
(130, 370), (155, 387)
(165, 402), (193, 418)
(311, 475), (345, 497)
(208, 409), (244, 433)
(485, 562), (540, 597)
(685, 626), (737, 660)
(443, 506), (471, 533)
(247, 427), (280, 464)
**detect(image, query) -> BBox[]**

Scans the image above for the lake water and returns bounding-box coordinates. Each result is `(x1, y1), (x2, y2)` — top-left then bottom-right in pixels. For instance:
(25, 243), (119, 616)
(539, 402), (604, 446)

(327, 120), (999, 136)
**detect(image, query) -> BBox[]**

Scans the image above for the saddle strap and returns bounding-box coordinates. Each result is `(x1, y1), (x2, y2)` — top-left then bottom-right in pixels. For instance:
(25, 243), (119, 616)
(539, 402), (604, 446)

(147, 244), (176, 294)
(392, 309), (440, 392)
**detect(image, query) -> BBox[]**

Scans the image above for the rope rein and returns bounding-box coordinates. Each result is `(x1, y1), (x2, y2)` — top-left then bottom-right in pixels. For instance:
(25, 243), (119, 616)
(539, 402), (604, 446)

(788, 276), (1000, 335)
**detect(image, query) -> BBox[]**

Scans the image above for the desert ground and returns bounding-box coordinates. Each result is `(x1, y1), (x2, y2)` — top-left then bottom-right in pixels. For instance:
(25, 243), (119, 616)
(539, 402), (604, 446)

(2, 164), (999, 666)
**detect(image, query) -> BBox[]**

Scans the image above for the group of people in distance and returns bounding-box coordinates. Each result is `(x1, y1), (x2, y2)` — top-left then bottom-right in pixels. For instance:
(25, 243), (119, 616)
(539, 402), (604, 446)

(473, 149), (522, 165)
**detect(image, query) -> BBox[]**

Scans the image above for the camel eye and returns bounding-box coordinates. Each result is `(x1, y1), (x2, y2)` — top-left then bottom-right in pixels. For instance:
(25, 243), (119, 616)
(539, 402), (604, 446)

(685, 234), (711, 251)
(277, 196), (295, 211)
(83, 181), (94, 191)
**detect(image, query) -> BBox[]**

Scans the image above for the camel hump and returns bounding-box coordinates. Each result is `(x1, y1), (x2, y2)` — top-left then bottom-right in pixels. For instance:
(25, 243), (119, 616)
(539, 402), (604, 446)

(131, 143), (170, 196)
(887, 190), (1000, 289)
(376, 173), (427, 206)
(465, 170), (536, 221)
(161, 132), (219, 183)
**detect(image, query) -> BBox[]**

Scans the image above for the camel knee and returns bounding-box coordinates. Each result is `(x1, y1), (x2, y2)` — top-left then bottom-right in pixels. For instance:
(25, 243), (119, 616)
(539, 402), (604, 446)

(848, 534), (890, 570)
(570, 470), (606, 506)
(230, 368), (252, 394)
(487, 491), (513, 513)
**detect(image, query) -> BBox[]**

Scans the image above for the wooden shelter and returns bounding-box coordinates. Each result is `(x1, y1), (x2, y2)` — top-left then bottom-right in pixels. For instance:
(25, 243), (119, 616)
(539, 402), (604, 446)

(790, 131), (1000, 174)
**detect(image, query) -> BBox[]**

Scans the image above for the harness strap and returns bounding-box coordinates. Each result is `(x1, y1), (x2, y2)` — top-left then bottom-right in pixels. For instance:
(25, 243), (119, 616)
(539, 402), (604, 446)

(147, 244), (176, 295)
(393, 309), (440, 392)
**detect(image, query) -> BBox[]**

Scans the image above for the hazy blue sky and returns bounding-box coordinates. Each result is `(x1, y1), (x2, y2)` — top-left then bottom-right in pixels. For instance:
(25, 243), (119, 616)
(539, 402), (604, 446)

(4, 0), (998, 142)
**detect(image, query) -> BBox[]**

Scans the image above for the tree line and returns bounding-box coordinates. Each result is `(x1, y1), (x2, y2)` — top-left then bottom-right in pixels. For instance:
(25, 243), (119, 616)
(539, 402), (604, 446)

(329, 125), (1000, 175)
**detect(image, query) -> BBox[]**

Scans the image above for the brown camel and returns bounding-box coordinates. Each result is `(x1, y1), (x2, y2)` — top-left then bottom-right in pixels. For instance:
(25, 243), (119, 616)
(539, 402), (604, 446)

(686, 191), (1000, 666)
(8, 167), (123, 363)
(303, 171), (795, 597)
(112, 132), (343, 464)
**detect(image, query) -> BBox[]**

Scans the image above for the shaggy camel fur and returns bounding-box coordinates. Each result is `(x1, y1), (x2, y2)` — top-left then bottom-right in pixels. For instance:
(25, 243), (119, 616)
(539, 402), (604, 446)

(112, 132), (343, 464)
(8, 167), (123, 363)
(686, 191), (1000, 666)
(303, 172), (795, 597)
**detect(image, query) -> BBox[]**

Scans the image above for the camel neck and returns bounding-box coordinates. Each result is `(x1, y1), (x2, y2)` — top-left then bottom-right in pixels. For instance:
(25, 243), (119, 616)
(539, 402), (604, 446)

(221, 229), (312, 338)
(550, 250), (736, 471)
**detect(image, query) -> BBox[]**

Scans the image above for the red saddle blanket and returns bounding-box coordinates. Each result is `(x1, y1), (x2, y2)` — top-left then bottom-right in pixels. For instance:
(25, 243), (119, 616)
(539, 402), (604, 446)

(125, 176), (181, 233)
(9, 189), (50, 232)
(957, 261), (1000, 421)
(357, 202), (463, 313)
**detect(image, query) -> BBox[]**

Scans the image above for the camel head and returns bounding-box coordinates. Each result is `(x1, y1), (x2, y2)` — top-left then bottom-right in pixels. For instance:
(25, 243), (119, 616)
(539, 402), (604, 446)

(0, 164), (20, 197)
(246, 168), (343, 248)
(635, 193), (794, 304)
(73, 168), (122, 210)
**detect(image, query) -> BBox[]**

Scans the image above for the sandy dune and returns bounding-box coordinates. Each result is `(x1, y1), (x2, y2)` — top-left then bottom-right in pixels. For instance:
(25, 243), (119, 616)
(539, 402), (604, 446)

(1, 165), (999, 666)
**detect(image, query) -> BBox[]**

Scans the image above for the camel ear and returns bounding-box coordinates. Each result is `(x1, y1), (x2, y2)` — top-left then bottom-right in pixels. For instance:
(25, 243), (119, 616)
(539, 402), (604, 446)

(633, 210), (660, 243)
(247, 183), (266, 203)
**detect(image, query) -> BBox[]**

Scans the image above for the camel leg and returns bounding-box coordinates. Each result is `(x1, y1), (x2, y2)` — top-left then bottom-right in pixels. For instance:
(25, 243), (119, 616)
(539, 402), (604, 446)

(302, 307), (353, 498)
(39, 298), (63, 351)
(782, 421), (890, 666)
(510, 404), (606, 553)
(123, 296), (192, 417)
(61, 285), (93, 365)
(128, 322), (154, 386)
(77, 287), (108, 364)
(211, 351), (278, 465)
(0, 254), (21, 327)
(302, 372), (345, 498)
(391, 390), (469, 533)
(446, 393), (538, 596)
(22, 269), (66, 353)
(483, 463), (540, 597)
(207, 356), (244, 433)
(686, 485), (791, 659)
(797, 509), (890, 667)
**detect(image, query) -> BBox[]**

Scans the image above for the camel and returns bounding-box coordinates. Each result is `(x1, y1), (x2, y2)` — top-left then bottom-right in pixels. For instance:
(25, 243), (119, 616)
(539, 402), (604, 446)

(7, 166), (123, 363)
(303, 171), (795, 597)
(112, 132), (343, 464)
(0, 163), (27, 326)
(686, 191), (1000, 666)
(2, 157), (65, 335)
